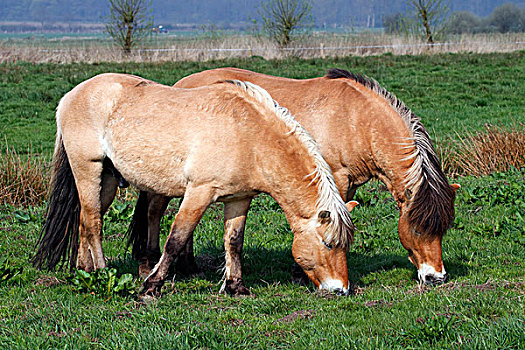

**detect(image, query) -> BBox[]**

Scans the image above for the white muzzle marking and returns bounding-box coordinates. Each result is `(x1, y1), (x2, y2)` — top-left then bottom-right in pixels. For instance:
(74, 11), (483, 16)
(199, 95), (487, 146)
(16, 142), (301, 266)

(418, 263), (446, 283)
(319, 279), (349, 295)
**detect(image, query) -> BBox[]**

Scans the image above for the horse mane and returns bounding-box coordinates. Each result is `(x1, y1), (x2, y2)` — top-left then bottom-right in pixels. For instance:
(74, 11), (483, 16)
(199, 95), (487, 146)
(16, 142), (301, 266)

(219, 79), (355, 248)
(325, 68), (455, 236)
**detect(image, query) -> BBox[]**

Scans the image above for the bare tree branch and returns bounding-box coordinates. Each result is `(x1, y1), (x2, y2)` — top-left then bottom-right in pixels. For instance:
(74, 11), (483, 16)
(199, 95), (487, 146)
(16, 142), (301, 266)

(258, 0), (312, 47)
(406, 0), (449, 43)
(104, 0), (153, 53)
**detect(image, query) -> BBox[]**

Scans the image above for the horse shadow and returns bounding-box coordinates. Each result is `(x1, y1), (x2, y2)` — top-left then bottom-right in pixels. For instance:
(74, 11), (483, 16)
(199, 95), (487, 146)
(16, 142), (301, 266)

(109, 245), (469, 292)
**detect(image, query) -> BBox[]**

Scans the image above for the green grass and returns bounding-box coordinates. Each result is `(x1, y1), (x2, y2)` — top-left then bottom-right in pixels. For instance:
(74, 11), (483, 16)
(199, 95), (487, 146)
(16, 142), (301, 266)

(1, 51), (523, 156)
(0, 52), (524, 348)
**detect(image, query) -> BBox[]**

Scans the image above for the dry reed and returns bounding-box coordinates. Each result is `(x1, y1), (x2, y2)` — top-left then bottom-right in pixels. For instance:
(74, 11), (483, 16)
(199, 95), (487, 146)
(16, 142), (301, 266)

(1, 32), (524, 64)
(0, 145), (135, 208)
(439, 123), (525, 177)
(0, 144), (50, 207)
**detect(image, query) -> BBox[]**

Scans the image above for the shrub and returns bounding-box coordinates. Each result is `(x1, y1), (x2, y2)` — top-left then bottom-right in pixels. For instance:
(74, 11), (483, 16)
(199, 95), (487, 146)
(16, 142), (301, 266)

(446, 11), (481, 34)
(488, 3), (525, 33)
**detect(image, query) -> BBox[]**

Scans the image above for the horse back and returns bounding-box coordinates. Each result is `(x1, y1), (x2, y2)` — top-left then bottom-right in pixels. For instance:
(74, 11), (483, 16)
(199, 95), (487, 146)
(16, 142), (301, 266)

(174, 68), (414, 194)
(58, 73), (311, 198)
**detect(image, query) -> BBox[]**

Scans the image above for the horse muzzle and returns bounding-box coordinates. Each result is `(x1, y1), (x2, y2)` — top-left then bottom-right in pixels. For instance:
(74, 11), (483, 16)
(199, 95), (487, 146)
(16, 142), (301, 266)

(418, 263), (447, 285)
(319, 279), (350, 296)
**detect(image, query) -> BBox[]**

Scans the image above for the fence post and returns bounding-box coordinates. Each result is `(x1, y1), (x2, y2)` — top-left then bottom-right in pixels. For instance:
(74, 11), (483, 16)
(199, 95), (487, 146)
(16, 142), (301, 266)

(320, 43), (325, 58)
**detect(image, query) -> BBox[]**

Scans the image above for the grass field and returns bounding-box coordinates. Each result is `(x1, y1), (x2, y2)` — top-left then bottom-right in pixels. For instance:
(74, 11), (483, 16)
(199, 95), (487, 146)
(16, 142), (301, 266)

(0, 52), (524, 348)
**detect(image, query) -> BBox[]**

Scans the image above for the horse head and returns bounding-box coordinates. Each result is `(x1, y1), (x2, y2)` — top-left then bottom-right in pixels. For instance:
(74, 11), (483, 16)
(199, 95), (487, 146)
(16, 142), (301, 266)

(292, 201), (358, 295)
(398, 183), (460, 285)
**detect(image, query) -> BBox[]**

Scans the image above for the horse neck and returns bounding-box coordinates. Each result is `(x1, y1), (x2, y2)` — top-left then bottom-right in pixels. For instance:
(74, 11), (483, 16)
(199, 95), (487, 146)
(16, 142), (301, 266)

(255, 139), (320, 222)
(364, 102), (420, 206)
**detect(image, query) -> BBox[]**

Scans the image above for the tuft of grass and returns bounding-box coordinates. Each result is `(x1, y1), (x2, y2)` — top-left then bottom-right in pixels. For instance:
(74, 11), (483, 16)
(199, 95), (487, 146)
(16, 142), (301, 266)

(455, 123), (525, 177)
(439, 123), (525, 177)
(399, 315), (457, 346)
(0, 144), (49, 207)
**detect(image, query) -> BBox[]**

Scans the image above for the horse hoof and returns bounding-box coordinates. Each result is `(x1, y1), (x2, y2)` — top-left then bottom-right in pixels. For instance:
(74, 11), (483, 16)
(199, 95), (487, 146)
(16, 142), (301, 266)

(139, 294), (157, 304)
(140, 279), (164, 297)
(225, 278), (251, 296)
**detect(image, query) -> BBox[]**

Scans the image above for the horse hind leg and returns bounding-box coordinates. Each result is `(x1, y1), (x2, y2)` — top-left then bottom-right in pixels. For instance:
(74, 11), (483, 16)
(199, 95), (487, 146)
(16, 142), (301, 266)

(175, 210), (200, 276)
(137, 193), (170, 279)
(141, 185), (215, 296)
(220, 198), (252, 296)
(75, 160), (118, 271)
(146, 193), (200, 277)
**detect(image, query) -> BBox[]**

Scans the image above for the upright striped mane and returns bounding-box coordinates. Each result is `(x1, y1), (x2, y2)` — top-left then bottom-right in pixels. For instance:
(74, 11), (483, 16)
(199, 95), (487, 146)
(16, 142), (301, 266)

(219, 79), (355, 248)
(325, 69), (455, 236)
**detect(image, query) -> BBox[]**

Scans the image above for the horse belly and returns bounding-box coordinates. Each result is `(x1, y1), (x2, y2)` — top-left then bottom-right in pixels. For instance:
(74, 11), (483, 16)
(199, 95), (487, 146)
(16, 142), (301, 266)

(103, 131), (189, 197)
(117, 154), (188, 197)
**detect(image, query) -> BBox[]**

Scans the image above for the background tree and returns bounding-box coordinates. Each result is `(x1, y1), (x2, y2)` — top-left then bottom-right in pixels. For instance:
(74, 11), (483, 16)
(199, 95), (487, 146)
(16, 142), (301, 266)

(446, 11), (481, 34)
(258, 0), (313, 47)
(383, 12), (408, 34)
(488, 3), (525, 33)
(406, 0), (450, 43)
(105, 0), (154, 53)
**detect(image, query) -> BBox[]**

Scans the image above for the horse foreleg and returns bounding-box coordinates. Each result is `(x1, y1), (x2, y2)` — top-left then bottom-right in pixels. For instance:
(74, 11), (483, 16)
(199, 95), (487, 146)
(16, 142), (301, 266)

(141, 186), (214, 296)
(220, 198), (252, 296)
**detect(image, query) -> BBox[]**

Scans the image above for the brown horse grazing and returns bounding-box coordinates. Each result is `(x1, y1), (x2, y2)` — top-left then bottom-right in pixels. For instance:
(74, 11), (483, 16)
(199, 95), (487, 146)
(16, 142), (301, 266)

(127, 67), (459, 285)
(32, 73), (357, 296)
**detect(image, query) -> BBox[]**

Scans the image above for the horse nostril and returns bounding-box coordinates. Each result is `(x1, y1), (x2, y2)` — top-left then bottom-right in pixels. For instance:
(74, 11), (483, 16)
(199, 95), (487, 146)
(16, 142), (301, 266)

(333, 288), (349, 296)
(423, 274), (446, 286)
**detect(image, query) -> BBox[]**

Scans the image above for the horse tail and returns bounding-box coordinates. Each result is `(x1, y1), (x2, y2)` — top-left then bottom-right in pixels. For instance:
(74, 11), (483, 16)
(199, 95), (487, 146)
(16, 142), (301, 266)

(125, 191), (149, 260)
(32, 133), (80, 271)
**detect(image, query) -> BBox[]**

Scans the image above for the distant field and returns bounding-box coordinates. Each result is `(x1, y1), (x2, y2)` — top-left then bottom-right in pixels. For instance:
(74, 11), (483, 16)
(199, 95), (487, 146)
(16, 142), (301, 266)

(1, 32), (524, 63)
(0, 52), (524, 348)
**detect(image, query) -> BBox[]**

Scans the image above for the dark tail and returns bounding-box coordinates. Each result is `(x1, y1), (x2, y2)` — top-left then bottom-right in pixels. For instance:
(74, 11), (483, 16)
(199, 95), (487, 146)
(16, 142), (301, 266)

(32, 136), (80, 271)
(125, 191), (150, 260)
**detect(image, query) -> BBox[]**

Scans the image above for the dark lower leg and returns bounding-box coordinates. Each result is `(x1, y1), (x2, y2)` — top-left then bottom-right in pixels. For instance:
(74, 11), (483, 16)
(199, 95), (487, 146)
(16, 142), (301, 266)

(175, 237), (199, 275)
(141, 187), (213, 296)
(221, 198), (251, 296)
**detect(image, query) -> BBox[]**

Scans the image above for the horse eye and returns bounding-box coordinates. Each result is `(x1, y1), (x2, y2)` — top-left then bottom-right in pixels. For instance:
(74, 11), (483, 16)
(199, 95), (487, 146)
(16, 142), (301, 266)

(322, 240), (333, 250)
(411, 227), (422, 236)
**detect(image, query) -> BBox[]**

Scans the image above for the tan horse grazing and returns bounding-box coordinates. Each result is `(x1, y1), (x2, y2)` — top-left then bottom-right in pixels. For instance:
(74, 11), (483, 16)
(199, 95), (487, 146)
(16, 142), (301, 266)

(32, 73), (357, 296)
(128, 67), (459, 285)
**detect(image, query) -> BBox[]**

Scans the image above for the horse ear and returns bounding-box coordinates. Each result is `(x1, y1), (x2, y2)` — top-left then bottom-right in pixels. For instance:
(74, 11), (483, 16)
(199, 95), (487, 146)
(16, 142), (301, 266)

(318, 210), (331, 224)
(345, 200), (358, 212)
(451, 183), (460, 192)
